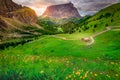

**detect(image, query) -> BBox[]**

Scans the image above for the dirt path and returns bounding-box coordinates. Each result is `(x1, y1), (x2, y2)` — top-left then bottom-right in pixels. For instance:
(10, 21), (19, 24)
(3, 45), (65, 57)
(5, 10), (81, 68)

(51, 35), (67, 40)
(29, 35), (78, 44)
(87, 27), (111, 45)
(29, 26), (120, 45)
(29, 27), (111, 45)
(87, 36), (94, 45)
(51, 35), (78, 41)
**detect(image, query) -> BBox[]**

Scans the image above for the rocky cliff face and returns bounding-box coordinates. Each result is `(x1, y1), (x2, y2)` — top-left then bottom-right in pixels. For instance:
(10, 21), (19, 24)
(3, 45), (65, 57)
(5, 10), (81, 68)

(0, 0), (38, 24)
(42, 2), (81, 19)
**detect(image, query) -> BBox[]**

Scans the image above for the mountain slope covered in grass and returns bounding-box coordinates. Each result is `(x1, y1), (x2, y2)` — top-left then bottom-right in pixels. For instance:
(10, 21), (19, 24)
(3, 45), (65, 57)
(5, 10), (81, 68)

(0, 0), (52, 43)
(0, 30), (120, 80)
(0, 15), (47, 42)
(80, 3), (120, 32)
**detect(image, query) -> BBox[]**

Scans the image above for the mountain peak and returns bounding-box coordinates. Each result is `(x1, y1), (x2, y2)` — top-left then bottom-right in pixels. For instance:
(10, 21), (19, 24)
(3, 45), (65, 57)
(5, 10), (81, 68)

(68, 1), (74, 5)
(42, 2), (81, 19)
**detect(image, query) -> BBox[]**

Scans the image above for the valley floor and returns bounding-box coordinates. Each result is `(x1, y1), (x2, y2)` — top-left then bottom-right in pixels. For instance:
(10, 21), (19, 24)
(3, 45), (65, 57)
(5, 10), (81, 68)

(0, 30), (120, 80)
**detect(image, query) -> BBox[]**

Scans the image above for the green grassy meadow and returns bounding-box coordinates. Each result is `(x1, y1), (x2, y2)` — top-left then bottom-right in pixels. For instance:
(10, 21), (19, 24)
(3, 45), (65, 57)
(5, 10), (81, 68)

(0, 1), (120, 80)
(0, 30), (120, 80)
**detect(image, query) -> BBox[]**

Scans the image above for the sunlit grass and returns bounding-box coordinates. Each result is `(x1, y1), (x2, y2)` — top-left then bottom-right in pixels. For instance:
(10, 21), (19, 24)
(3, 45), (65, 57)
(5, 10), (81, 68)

(0, 31), (120, 80)
(57, 32), (92, 39)
(0, 54), (119, 80)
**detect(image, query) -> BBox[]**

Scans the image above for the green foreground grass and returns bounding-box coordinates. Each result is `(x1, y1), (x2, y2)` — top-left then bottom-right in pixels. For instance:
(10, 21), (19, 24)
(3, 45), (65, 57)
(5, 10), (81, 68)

(0, 31), (120, 80)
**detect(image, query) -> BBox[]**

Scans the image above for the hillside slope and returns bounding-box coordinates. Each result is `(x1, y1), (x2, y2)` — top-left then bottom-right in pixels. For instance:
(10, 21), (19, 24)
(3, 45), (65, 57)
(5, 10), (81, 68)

(79, 3), (120, 32)
(0, 0), (49, 42)
(60, 3), (120, 34)
(0, 30), (119, 80)
(0, 16), (41, 41)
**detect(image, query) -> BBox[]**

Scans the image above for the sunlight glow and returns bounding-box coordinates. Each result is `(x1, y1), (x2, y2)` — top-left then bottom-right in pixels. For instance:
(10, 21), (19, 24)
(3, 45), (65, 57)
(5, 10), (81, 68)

(30, 7), (47, 16)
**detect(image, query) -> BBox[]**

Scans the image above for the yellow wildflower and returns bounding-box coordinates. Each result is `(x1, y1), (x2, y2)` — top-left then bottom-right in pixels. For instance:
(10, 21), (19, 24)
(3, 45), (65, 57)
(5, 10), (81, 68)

(84, 71), (89, 78)
(40, 70), (44, 74)
(106, 74), (110, 78)
(48, 60), (52, 63)
(90, 72), (93, 74)
(115, 74), (119, 77)
(111, 62), (114, 64)
(80, 76), (82, 79)
(94, 74), (98, 76)
(66, 76), (68, 79)
(76, 71), (80, 75)
(68, 75), (72, 78)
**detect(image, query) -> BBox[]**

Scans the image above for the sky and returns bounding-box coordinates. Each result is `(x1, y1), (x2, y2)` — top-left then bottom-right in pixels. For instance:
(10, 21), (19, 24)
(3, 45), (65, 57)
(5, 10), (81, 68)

(13, 0), (120, 16)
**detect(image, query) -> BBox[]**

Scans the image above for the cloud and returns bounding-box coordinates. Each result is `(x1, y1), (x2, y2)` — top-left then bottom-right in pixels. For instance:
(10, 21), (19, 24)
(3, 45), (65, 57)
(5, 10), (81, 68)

(13, 0), (120, 16)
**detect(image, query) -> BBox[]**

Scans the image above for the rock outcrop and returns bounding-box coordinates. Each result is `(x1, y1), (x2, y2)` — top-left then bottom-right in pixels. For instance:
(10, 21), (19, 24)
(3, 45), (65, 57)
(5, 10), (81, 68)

(0, 0), (38, 24)
(42, 2), (81, 19)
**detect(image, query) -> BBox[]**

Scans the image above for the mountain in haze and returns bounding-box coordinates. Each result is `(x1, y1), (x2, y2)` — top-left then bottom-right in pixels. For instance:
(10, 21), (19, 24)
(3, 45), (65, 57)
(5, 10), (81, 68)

(42, 2), (81, 19)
